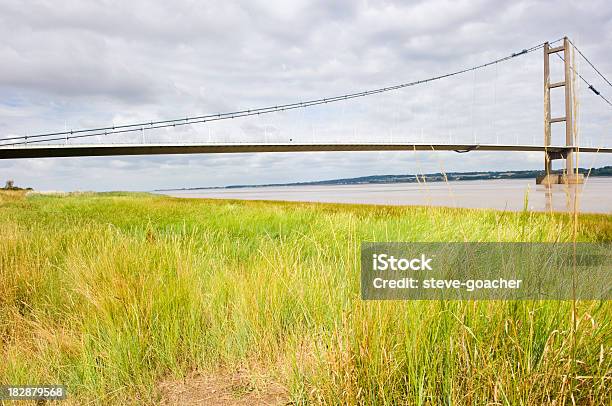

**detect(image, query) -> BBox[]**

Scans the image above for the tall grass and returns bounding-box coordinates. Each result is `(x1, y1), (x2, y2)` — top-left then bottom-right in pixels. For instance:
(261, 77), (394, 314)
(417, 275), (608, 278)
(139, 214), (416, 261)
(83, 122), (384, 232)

(0, 192), (610, 404)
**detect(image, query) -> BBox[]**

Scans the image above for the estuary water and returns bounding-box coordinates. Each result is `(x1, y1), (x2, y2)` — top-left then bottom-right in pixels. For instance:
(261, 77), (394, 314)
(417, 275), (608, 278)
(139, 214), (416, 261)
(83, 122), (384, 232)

(159, 177), (612, 214)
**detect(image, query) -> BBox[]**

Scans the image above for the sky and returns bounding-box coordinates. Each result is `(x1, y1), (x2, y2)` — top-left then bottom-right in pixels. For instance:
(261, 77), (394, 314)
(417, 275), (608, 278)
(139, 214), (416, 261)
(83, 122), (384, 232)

(1, 0), (611, 191)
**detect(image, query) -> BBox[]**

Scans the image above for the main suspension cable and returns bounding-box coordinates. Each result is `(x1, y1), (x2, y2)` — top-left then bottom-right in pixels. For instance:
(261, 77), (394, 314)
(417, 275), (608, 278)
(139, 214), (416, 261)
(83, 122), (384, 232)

(1, 41), (549, 147)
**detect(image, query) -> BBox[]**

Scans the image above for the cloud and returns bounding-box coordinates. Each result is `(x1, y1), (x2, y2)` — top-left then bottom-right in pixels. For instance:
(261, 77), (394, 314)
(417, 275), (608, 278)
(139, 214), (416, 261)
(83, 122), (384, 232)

(0, 0), (610, 191)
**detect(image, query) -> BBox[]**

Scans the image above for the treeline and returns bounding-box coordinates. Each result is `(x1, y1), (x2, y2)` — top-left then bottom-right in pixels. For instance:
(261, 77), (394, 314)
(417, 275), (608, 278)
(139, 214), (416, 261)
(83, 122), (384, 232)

(156, 166), (612, 191)
(224, 165), (612, 188)
(1, 180), (32, 191)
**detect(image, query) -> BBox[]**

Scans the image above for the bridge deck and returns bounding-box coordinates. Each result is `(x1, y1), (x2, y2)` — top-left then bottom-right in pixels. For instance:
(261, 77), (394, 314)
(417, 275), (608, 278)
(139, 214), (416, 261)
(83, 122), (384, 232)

(0, 143), (610, 159)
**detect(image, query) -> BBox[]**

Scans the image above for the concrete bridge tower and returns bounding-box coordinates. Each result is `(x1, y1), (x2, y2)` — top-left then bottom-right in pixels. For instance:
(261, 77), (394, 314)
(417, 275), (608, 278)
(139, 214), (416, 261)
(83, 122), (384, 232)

(537, 36), (584, 185)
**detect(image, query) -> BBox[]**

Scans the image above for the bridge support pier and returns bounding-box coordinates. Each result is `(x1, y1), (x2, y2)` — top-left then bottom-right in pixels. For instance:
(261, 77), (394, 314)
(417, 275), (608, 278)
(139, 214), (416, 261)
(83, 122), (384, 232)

(536, 174), (559, 186)
(538, 37), (583, 185)
(536, 173), (584, 185)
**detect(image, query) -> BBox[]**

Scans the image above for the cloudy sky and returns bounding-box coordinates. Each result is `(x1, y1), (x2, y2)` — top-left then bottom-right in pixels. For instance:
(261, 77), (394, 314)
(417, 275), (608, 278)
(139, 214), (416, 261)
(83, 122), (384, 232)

(1, 0), (611, 191)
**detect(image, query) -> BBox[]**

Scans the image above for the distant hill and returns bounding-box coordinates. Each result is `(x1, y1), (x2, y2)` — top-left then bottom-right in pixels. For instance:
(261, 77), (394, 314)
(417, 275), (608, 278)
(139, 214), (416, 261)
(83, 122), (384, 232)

(156, 166), (612, 191)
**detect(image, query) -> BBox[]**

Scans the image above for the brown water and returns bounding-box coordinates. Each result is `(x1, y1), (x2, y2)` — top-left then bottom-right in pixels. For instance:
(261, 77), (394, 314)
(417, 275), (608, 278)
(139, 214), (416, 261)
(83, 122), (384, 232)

(161, 178), (612, 214)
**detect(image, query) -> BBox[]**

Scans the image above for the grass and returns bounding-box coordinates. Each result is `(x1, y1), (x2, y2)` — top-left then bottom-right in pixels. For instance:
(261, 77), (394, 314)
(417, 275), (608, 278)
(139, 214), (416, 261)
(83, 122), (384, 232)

(0, 191), (610, 404)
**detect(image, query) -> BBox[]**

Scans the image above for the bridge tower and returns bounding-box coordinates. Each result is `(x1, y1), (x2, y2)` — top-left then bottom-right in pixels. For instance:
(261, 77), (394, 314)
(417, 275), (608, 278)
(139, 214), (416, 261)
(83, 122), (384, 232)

(537, 36), (584, 185)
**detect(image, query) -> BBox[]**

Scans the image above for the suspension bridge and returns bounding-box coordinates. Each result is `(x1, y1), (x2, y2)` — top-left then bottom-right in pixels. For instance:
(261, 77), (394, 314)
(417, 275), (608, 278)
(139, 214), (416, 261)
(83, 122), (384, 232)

(1, 36), (611, 184)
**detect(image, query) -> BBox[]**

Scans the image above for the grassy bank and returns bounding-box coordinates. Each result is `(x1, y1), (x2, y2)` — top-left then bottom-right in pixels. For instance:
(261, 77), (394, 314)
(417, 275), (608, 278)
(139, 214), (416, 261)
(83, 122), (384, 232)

(0, 191), (610, 404)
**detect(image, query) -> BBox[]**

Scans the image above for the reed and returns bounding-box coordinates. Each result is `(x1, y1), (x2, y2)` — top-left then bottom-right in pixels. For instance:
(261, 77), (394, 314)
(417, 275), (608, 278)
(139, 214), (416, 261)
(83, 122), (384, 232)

(0, 192), (610, 404)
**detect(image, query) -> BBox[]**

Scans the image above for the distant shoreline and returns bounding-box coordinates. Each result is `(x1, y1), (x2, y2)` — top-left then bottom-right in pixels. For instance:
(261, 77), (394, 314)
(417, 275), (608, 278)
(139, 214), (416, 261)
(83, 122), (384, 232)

(155, 166), (612, 192)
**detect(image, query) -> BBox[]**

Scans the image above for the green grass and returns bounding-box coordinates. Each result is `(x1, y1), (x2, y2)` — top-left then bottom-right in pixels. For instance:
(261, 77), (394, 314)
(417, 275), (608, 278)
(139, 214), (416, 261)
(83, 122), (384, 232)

(0, 191), (610, 404)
